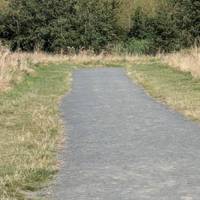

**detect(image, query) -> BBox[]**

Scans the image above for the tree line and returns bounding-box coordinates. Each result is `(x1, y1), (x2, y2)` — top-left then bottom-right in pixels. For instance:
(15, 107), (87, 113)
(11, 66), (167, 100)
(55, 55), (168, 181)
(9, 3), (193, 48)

(0, 0), (199, 54)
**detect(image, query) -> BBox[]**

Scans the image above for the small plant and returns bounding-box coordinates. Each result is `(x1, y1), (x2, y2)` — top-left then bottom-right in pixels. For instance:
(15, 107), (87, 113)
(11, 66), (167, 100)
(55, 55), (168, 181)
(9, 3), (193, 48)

(112, 39), (153, 55)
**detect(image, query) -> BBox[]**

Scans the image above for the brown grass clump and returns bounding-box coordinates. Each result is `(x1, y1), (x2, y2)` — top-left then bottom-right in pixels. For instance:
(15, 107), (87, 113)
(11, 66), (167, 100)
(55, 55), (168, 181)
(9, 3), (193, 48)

(162, 47), (200, 78)
(0, 47), (34, 91)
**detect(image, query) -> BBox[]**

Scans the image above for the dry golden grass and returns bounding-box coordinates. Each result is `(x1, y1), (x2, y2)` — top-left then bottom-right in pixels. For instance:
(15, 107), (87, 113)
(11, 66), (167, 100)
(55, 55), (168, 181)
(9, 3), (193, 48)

(1, 43), (199, 91)
(0, 47), (34, 91)
(162, 47), (200, 78)
(0, 62), (72, 199)
(0, 46), (148, 91)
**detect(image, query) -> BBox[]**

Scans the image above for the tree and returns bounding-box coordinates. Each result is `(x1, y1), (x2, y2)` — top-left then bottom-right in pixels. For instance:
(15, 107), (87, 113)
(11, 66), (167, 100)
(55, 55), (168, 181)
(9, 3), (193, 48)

(128, 2), (180, 53)
(0, 0), (79, 51)
(75, 0), (120, 52)
(174, 0), (200, 47)
(0, 0), (120, 52)
(151, 7), (180, 52)
(128, 7), (150, 39)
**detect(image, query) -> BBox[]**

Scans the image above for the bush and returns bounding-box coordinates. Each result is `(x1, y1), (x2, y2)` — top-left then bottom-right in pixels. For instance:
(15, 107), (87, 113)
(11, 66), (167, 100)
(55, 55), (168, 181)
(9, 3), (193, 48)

(127, 1), (200, 53)
(174, 0), (200, 47)
(128, 7), (152, 40)
(150, 8), (181, 53)
(0, 0), (120, 52)
(125, 39), (153, 54)
(112, 38), (153, 55)
(0, 0), (199, 54)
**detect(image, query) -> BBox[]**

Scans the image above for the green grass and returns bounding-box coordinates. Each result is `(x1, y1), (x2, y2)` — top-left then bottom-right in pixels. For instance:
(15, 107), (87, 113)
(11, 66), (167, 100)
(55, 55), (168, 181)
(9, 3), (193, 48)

(126, 60), (200, 121)
(0, 63), (72, 199)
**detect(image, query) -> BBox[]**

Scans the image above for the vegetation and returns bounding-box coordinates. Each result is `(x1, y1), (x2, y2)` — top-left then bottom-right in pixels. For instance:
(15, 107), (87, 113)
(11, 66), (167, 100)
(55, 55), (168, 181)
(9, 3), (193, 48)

(0, 0), (199, 53)
(0, 45), (145, 91)
(0, 63), (72, 199)
(0, 0), (120, 52)
(127, 60), (200, 121)
(162, 47), (200, 77)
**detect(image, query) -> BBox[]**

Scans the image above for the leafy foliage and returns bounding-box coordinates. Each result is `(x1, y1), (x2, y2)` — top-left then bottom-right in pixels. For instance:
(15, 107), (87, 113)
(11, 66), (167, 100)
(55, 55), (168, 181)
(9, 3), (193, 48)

(175, 0), (200, 47)
(0, 0), (199, 53)
(0, 0), (119, 52)
(150, 7), (180, 52)
(127, 0), (199, 53)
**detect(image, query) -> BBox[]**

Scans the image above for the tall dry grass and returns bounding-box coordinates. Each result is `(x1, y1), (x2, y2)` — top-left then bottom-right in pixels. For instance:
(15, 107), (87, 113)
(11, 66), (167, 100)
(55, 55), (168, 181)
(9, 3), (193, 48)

(162, 47), (200, 78)
(1, 44), (199, 92)
(0, 46), (147, 91)
(0, 47), (34, 90)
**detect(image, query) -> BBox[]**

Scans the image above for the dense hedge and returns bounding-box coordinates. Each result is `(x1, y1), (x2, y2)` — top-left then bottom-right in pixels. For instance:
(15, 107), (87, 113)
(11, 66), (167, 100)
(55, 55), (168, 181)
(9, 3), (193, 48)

(0, 0), (199, 53)
(0, 0), (120, 52)
(127, 0), (200, 53)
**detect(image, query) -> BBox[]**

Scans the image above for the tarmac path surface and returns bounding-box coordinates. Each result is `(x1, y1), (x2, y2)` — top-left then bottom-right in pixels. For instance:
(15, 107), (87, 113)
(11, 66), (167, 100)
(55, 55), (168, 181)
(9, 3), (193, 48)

(52, 68), (200, 200)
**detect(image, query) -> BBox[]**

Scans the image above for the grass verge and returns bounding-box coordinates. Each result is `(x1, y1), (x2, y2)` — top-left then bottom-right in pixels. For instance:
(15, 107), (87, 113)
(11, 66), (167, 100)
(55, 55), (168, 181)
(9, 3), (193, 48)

(126, 60), (200, 121)
(0, 63), (72, 199)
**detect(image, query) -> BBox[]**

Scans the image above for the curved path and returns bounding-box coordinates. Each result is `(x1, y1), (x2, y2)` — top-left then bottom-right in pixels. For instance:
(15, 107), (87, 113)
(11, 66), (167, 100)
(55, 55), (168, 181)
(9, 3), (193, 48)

(53, 68), (200, 200)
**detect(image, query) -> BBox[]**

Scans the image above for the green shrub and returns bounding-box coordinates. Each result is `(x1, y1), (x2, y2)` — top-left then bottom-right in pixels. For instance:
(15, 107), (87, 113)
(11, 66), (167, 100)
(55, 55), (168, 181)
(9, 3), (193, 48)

(0, 0), (199, 54)
(127, 1), (200, 53)
(125, 39), (153, 54)
(150, 8), (181, 53)
(174, 0), (200, 47)
(112, 39), (153, 55)
(0, 0), (120, 52)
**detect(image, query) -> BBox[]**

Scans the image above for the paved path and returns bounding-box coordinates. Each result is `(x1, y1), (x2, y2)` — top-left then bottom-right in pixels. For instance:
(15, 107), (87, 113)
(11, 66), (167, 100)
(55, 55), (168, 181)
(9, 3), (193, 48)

(53, 68), (200, 200)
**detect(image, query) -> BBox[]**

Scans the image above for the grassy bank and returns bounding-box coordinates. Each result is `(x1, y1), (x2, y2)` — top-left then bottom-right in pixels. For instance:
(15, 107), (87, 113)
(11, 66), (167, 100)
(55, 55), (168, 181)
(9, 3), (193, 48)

(127, 61), (200, 121)
(162, 47), (200, 78)
(0, 63), (72, 199)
